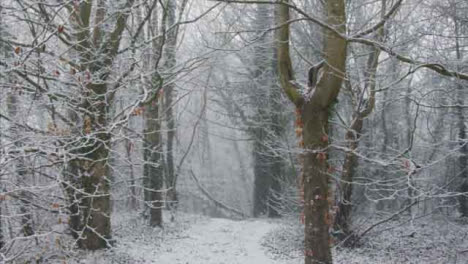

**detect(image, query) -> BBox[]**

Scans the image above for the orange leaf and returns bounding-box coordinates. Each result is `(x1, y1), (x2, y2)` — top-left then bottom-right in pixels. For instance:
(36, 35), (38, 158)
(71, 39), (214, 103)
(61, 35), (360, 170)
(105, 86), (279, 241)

(298, 140), (304, 147)
(317, 152), (326, 161)
(132, 107), (144, 116)
(295, 118), (303, 128)
(52, 203), (60, 209)
(321, 134), (329, 143)
(58, 25), (65, 33)
(295, 127), (302, 137)
(14, 46), (21, 54)
(84, 116), (92, 134)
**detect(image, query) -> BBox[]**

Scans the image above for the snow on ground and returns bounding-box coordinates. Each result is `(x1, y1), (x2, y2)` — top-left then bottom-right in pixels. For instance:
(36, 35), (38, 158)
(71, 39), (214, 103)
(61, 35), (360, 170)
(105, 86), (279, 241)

(152, 217), (289, 264)
(263, 214), (468, 264)
(73, 212), (299, 264)
(65, 212), (468, 264)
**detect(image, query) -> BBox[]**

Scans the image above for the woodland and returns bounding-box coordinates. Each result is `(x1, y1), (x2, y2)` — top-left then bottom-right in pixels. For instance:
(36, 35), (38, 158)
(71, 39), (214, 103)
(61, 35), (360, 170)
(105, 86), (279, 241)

(1, 0), (468, 263)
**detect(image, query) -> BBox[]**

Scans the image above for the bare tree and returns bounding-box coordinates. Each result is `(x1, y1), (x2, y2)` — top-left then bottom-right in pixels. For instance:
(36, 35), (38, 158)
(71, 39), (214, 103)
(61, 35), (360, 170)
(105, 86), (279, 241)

(277, 0), (347, 262)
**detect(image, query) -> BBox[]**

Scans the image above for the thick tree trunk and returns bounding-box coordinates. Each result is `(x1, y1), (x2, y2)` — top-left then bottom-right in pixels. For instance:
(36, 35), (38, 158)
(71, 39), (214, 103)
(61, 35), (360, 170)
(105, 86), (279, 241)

(62, 161), (82, 240)
(277, 1), (346, 262)
(301, 107), (333, 263)
(77, 83), (112, 250)
(63, 0), (133, 249)
(79, 145), (112, 249)
(143, 83), (163, 227)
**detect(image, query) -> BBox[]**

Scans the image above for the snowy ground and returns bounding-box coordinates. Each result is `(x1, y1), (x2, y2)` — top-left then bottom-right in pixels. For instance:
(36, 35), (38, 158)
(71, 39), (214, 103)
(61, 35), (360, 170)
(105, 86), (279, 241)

(61, 212), (468, 264)
(151, 218), (290, 264)
(263, 215), (468, 264)
(72, 212), (299, 264)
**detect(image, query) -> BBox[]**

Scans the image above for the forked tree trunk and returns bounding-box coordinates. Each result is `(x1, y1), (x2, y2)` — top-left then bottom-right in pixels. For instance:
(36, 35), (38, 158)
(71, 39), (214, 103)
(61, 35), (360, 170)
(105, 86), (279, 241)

(63, 0), (134, 249)
(277, 1), (347, 263)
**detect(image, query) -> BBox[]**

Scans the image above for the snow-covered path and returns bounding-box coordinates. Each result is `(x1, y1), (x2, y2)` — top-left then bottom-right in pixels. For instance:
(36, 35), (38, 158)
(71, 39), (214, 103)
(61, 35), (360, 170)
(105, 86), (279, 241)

(81, 215), (299, 264)
(153, 218), (284, 264)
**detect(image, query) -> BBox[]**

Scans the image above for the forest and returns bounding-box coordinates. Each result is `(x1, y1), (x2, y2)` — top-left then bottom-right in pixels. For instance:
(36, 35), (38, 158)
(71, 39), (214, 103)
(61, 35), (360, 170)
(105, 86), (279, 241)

(0, 0), (468, 263)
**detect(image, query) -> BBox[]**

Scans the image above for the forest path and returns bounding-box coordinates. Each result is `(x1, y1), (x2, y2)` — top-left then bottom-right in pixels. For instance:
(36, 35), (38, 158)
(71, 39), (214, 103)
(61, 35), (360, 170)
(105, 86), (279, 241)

(152, 217), (285, 264)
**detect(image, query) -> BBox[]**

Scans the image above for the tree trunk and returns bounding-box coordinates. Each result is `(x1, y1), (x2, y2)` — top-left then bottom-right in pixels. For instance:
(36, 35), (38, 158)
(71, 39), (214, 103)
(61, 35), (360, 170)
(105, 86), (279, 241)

(253, 134), (271, 216)
(125, 136), (138, 210)
(77, 83), (112, 250)
(301, 106), (333, 263)
(333, 0), (386, 240)
(454, 15), (468, 217)
(163, 0), (178, 210)
(143, 79), (163, 227)
(277, 1), (347, 263)
(63, 0), (134, 249)
(334, 118), (363, 241)
(62, 159), (82, 240)
(456, 86), (468, 217)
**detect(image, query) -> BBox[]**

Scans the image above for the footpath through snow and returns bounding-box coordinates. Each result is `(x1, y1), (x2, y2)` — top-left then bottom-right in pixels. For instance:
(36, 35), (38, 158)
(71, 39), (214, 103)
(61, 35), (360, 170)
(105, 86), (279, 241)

(151, 218), (289, 264)
(72, 213), (468, 264)
(79, 215), (301, 264)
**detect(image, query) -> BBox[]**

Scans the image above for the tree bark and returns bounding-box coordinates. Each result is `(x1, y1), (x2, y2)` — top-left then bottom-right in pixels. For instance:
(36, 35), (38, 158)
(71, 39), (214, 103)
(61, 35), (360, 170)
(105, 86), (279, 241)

(77, 83), (112, 250)
(333, 117), (362, 241)
(163, 0), (178, 209)
(63, 0), (135, 249)
(454, 12), (468, 217)
(277, 1), (347, 263)
(143, 77), (163, 227)
(333, 0), (387, 242)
